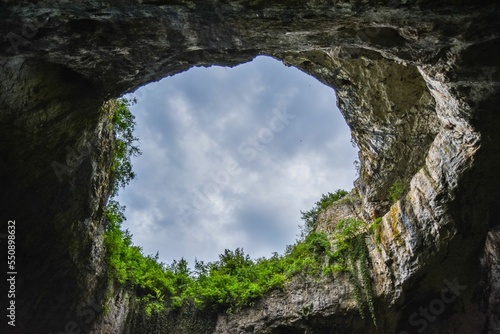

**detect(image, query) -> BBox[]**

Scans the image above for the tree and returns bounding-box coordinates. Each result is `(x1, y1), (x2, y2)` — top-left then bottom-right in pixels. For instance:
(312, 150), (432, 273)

(300, 189), (348, 237)
(108, 97), (141, 197)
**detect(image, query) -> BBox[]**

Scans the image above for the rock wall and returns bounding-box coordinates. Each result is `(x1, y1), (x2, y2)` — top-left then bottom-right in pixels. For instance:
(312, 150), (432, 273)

(0, 58), (113, 333)
(0, 1), (499, 333)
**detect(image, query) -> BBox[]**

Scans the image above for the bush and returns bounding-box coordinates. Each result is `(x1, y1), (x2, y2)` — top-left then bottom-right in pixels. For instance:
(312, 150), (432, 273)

(105, 225), (333, 315)
(388, 179), (405, 204)
(300, 189), (348, 237)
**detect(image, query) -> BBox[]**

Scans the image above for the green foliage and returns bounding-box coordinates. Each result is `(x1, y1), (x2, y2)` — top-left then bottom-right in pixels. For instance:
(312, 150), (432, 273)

(102, 303), (110, 316)
(104, 216), (332, 315)
(103, 154), (366, 326)
(108, 98), (141, 198)
(388, 179), (405, 204)
(369, 217), (383, 249)
(103, 97), (173, 313)
(104, 202), (177, 300)
(178, 233), (331, 313)
(101, 98), (337, 317)
(185, 248), (277, 312)
(329, 218), (377, 328)
(283, 232), (331, 277)
(101, 96), (376, 329)
(300, 189), (348, 237)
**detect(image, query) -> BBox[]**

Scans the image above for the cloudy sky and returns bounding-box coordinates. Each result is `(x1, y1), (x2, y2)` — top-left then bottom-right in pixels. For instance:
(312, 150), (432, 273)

(119, 55), (358, 266)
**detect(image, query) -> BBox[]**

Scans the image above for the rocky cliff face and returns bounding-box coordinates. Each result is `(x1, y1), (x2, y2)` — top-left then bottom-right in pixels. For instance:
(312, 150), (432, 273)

(0, 1), (499, 333)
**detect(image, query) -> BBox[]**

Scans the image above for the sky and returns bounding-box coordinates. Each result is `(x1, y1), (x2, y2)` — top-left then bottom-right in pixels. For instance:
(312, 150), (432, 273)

(119, 55), (358, 266)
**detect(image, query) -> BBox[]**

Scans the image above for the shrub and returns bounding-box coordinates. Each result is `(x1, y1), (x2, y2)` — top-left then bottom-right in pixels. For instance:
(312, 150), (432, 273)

(105, 227), (333, 315)
(300, 189), (348, 237)
(388, 179), (405, 204)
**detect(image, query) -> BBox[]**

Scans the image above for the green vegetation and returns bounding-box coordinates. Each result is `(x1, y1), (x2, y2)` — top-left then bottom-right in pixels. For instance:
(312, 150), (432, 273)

(104, 190), (376, 326)
(105, 202), (332, 314)
(388, 179), (405, 204)
(369, 217), (383, 249)
(108, 98), (141, 197)
(300, 189), (348, 237)
(328, 218), (377, 328)
(185, 232), (332, 312)
(102, 97), (376, 329)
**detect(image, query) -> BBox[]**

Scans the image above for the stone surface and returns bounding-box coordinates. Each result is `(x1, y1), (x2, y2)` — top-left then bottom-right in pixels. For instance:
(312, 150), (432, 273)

(215, 275), (361, 334)
(0, 58), (113, 334)
(0, 1), (499, 333)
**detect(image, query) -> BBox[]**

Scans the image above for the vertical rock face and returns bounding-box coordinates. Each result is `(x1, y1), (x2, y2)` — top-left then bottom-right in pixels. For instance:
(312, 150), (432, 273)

(279, 52), (439, 218)
(0, 1), (499, 333)
(0, 58), (114, 334)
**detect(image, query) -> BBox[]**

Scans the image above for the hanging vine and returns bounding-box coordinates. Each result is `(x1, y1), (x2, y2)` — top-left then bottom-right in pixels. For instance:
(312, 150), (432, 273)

(330, 218), (377, 329)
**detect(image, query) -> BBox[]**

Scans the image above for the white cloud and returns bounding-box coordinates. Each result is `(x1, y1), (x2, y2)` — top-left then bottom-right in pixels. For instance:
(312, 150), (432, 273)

(118, 56), (358, 266)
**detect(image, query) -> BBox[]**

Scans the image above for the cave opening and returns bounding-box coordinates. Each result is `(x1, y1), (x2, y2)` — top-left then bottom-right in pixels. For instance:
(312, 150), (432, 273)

(114, 55), (358, 266)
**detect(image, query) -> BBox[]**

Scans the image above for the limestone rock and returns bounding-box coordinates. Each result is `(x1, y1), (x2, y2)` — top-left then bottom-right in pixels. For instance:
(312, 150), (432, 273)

(0, 1), (499, 333)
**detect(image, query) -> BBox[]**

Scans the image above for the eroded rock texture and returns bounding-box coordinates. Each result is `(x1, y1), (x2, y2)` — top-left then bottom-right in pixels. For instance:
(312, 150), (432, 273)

(0, 1), (499, 333)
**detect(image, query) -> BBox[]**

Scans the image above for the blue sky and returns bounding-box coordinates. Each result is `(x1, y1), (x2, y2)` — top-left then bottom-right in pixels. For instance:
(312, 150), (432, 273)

(119, 55), (358, 266)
